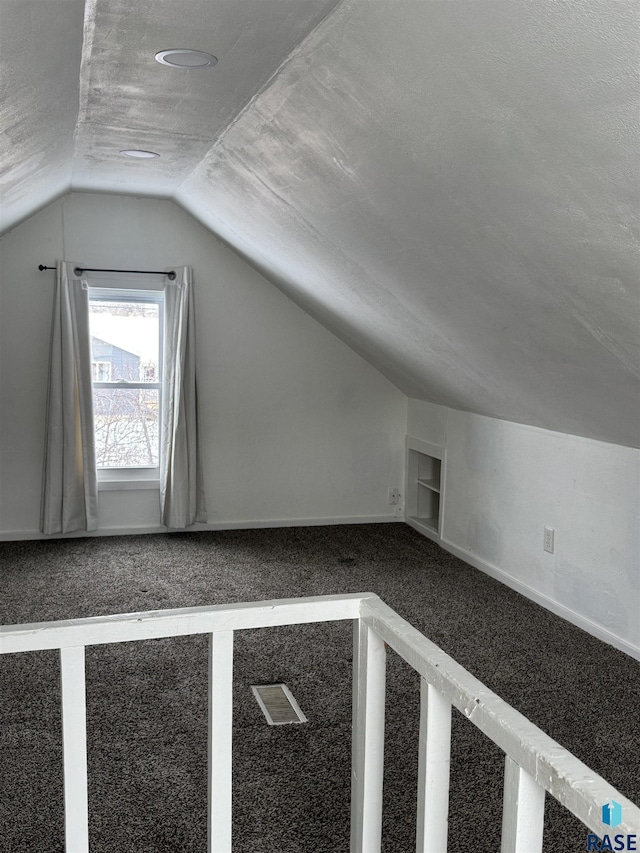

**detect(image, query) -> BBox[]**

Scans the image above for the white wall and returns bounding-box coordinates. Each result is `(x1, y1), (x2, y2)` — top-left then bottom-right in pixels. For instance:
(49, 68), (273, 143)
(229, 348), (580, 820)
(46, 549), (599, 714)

(0, 193), (407, 536)
(408, 400), (640, 658)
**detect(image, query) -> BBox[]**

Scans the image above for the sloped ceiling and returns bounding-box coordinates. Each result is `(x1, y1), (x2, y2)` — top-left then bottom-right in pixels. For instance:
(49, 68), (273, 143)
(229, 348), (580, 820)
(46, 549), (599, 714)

(1, 0), (639, 446)
(0, 0), (85, 231)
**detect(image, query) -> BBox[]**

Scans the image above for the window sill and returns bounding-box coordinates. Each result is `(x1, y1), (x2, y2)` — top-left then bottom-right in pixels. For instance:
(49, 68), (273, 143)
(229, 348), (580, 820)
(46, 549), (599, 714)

(98, 480), (160, 492)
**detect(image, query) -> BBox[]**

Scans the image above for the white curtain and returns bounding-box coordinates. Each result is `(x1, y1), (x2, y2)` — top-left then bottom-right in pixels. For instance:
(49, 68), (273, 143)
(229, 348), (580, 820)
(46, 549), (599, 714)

(160, 266), (206, 528)
(41, 262), (98, 534)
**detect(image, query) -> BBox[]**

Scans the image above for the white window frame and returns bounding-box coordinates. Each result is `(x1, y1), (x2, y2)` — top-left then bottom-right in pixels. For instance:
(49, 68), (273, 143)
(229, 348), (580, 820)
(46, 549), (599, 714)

(88, 285), (164, 490)
(91, 361), (112, 382)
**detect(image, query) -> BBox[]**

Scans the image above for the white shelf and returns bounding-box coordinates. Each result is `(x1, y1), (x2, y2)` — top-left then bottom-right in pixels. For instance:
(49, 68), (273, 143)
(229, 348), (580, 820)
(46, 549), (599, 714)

(406, 438), (443, 540)
(417, 477), (440, 494)
(409, 516), (438, 533)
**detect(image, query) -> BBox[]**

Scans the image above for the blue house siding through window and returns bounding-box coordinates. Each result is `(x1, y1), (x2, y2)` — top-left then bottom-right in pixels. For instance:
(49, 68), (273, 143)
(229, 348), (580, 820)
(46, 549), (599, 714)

(91, 337), (141, 382)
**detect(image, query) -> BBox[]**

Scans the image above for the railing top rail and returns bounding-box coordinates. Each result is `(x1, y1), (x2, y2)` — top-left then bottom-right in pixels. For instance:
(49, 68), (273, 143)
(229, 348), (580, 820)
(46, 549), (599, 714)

(0, 592), (378, 654)
(360, 596), (640, 835)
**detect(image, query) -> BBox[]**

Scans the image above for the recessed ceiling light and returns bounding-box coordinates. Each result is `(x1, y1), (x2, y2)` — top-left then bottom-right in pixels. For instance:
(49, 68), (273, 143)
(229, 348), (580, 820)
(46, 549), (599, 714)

(120, 149), (160, 158)
(155, 49), (218, 69)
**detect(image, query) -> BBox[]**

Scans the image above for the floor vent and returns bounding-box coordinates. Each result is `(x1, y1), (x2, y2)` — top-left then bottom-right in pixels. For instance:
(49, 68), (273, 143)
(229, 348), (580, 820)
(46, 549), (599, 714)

(251, 683), (308, 726)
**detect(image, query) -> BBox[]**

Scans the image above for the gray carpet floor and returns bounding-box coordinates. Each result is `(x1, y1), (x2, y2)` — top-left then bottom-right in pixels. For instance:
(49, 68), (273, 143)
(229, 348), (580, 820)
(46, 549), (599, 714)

(0, 524), (638, 852)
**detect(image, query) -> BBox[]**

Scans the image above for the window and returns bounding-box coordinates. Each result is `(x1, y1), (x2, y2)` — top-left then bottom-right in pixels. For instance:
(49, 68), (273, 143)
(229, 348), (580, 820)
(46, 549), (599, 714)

(88, 288), (164, 474)
(91, 361), (112, 382)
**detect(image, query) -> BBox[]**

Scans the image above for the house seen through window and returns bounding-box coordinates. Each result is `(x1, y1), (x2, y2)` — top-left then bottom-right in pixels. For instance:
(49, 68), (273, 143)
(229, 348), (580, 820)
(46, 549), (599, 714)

(88, 290), (163, 470)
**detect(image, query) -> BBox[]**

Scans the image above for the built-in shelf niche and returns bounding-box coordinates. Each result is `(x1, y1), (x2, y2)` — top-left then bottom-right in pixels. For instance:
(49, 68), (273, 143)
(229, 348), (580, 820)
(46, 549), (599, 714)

(406, 437), (443, 541)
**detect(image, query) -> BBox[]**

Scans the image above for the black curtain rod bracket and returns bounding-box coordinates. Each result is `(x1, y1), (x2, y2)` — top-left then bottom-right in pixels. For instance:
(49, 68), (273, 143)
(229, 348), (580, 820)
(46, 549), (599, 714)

(38, 265), (176, 281)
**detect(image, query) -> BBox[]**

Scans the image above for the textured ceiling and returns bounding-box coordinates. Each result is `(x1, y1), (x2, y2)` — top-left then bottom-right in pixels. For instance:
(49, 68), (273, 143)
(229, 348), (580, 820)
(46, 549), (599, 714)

(0, 0), (84, 232)
(1, 0), (639, 446)
(0, 0), (339, 226)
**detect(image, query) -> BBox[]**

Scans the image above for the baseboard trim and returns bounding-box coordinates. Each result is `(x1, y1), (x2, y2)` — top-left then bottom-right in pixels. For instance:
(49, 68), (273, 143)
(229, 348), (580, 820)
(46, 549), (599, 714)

(0, 515), (402, 542)
(438, 535), (640, 661)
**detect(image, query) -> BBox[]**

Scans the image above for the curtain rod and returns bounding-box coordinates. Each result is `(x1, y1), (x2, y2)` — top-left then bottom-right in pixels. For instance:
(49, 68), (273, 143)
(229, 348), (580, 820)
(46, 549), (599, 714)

(38, 265), (176, 281)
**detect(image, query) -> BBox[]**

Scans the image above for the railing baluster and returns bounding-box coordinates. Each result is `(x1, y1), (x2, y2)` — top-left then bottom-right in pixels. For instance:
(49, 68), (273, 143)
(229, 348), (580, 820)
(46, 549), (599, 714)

(501, 756), (545, 853)
(60, 646), (89, 853)
(207, 631), (234, 853)
(416, 679), (452, 853)
(350, 620), (387, 853)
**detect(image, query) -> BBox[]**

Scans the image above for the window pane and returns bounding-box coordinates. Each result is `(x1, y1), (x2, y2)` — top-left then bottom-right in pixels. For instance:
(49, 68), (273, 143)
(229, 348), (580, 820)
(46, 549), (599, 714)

(93, 388), (159, 468)
(92, 361), (111, 382)
(89, 300), (160, 383)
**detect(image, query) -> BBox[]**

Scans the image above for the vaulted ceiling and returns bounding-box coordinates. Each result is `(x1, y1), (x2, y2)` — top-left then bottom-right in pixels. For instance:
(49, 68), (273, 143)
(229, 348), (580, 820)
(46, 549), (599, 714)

(2, 0), (639, 446)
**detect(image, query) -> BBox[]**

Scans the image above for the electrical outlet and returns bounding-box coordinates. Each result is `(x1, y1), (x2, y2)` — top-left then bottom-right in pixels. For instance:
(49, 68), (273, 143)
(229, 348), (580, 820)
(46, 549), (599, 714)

(544, 526), (555, 554)
(388, 487), (400, 505)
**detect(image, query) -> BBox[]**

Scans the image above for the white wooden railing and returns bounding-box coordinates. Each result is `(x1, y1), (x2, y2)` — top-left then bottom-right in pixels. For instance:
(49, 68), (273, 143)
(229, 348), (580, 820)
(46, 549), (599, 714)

(1, 593), (638, 851)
